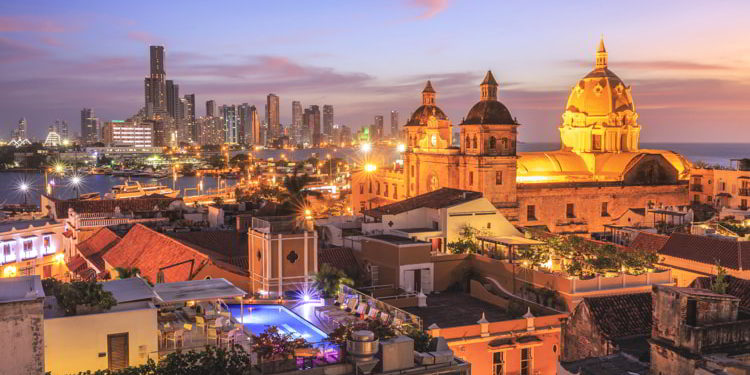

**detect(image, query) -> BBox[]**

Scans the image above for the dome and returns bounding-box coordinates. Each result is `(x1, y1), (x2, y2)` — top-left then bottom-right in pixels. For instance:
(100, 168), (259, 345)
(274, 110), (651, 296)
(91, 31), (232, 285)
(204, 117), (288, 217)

(461, 70), (517, 125)
(406, 105), (448, 126)
(462, 100), (516, 125)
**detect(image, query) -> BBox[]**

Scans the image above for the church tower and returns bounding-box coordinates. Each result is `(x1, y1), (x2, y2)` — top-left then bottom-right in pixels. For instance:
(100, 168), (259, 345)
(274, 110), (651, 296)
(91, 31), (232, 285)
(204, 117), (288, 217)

(459, 71), (518, 205)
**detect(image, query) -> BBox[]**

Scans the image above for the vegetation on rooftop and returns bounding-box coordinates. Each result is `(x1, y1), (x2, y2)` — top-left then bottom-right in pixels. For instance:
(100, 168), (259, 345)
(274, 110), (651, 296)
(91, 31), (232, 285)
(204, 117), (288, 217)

(446, 224), (489, 255)
(41, 278), (117, 316)
(711, 261), (729, 295)
(251, 326), (310, 361)
(313, 263), (354, 298)
(326, 318), (397, 349)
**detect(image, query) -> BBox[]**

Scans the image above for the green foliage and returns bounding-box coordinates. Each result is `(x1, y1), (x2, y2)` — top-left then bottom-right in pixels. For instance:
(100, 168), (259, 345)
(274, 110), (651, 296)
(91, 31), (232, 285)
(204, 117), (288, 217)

(711, 261), (729, 295)
(281, 170), (323, 209)
(72, 345), (252, 375)
(326, 318), (397, 348)
(41, 279), (117, 316)
(446, 224), (487, 254)
(515, 244), (550, 269)
(405, 326), (432, 352)
(114, 267), (141, 279)
(314, 263), (354, 298)
(251, 326), (310, 361)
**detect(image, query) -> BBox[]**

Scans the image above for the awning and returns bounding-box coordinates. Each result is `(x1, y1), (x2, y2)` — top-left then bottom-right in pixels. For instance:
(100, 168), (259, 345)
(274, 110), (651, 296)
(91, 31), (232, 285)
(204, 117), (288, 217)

(152, 278), (246, 303)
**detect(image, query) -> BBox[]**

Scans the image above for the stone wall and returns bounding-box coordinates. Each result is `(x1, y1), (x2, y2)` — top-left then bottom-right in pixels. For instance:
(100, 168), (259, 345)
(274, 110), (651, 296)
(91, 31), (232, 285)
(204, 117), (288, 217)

(563, 302), (613, 361)
(0, 299), (44, 375)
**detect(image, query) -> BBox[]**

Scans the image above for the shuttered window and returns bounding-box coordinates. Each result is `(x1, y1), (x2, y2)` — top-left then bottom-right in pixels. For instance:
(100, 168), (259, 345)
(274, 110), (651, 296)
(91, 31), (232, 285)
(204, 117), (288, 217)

(108, 333), (129, 370)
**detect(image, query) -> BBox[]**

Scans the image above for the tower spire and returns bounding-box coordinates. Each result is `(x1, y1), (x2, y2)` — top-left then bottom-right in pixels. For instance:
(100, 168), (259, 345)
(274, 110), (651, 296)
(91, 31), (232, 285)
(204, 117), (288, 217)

(596, 36), (608, 69)
(480, 70), (498, 101)
(422, 80), (436, 106)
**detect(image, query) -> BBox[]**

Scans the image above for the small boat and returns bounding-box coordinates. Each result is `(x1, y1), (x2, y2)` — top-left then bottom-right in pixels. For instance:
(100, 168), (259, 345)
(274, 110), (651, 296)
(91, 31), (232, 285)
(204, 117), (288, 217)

(111, 180), (179, 199)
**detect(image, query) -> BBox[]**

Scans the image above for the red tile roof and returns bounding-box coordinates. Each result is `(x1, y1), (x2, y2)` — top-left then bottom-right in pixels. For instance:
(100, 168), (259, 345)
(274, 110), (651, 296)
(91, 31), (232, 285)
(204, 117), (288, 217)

(66, 255), (97, 281)
(582, 293), (652, 340)
(364, 188), (483, 218)
(76, 227), (120, 272)
(166, 231), (249, 276)
(691, 275), (750, 312)
(47, 194), (180, 219)
(102, 224), (211, 283)
(319, 247), (360, 275)
(629, 232), (669, 253)
(659, 232), (750, 271)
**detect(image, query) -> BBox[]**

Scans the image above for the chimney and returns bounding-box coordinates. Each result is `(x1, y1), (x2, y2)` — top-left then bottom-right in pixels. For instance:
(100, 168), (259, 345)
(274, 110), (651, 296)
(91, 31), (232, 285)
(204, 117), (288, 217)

(478, 312), (490, 337)
(524, 307), (535, 331)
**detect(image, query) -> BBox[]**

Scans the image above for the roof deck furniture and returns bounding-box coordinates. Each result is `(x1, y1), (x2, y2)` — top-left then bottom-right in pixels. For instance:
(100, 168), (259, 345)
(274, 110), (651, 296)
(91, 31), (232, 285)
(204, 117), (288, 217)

(476, 235), (544, 263)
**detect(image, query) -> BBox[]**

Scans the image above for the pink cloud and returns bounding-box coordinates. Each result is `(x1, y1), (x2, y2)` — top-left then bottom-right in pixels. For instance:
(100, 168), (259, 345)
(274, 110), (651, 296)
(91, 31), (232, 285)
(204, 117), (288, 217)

(127, 31), (160, 44)
(0, 37), (46, 62)
(408, 0), (451, 20)
(40, 36), (63, 47)
(0, 16), (70, 33)
(569, 59), (731, 71)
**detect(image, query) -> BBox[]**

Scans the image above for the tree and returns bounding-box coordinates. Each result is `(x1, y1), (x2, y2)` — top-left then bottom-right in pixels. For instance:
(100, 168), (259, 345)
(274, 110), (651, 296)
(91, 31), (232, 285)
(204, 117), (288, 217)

(711, 261), (729, 294)
(114, 267), (141, 279)
(314, 263), (354, 298)
(446, 224), (486, 254)
(280, 168), (322, 210)
(251, 326), (310, 361)
(41, 279), (117, 316)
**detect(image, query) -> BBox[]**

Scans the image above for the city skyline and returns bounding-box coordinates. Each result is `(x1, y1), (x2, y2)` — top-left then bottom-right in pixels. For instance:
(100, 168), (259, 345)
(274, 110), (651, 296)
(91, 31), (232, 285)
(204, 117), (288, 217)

(1, 1), (750, 142)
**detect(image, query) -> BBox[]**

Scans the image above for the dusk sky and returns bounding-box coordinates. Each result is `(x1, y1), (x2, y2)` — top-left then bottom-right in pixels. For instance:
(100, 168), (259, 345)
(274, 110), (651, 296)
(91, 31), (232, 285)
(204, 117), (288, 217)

(1, 0), (749, 142)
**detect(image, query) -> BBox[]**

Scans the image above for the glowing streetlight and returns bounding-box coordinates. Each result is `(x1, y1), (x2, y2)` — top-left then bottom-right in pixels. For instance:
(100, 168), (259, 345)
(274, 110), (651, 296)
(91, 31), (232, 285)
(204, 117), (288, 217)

(360, 142), (372, 154)
(18, 182), (30, 205)
(364, 163), (377, 173)
(397, 143), (406, 153)
(304, 209), (312, 220)
(70, 175), (82, 198)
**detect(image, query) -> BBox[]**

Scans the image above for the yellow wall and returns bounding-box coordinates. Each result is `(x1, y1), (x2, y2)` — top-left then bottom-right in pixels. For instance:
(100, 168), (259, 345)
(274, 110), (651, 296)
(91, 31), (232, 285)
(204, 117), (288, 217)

(44, 306), (158, 375)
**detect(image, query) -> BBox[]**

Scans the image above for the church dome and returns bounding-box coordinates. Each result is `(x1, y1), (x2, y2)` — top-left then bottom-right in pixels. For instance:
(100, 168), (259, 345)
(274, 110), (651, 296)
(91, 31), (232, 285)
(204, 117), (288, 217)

(406, 81), (449, 126)
(461, 71), (517, 125)
(564, 39), (635, 120)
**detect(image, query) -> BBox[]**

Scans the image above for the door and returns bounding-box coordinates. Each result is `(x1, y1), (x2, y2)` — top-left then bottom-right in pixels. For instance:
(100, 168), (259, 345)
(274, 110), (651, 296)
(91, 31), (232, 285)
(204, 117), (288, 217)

(43, 265), (52, 278)
(414, 269), (422, 292)
(402, 270), (415, 292)
(420, 268), (433, 293)
(107, 333), (129, 370)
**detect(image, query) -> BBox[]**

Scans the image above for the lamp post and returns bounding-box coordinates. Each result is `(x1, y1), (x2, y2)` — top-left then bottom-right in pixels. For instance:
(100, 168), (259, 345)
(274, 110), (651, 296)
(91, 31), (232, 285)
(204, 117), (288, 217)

(19, 182), (29, 206)
(71, 176), (81, 199)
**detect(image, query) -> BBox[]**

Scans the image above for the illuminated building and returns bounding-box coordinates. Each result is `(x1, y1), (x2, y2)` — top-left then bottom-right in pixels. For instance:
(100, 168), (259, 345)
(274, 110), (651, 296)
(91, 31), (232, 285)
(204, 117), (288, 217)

(80, 109), (99, 144)
(144, 45), (167, 117)
(391, 110), (399, 137)
(101, 120), (153, 147)
(266, 93), (280, 138)
(0, 219), (71, 279)
(43, 131), (62, 147)
(352, 39), (690, 235)
(323, 104), (334, 138)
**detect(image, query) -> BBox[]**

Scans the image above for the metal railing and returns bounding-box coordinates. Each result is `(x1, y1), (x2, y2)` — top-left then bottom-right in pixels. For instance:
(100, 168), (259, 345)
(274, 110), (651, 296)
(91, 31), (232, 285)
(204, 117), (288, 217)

(739, 188), (750, 197)
(340, 285), (423, 330)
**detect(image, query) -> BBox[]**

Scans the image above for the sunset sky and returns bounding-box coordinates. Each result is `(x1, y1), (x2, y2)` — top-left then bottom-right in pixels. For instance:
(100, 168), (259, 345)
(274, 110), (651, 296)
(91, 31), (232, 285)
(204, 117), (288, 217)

(1, 0), (749, 142)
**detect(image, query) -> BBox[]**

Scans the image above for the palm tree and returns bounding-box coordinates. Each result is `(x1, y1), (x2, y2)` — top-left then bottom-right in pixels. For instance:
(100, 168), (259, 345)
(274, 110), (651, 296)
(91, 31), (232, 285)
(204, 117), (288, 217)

(314, 264), (354, 298)
(114, 267), (141, 279)
(280, 165), (322, 210)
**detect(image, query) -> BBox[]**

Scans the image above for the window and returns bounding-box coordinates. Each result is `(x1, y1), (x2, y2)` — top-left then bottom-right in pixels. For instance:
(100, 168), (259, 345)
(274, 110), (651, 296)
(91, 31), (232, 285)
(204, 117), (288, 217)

(2, 242), (14, 264)
(384, 183), (389, 197)
(487, 222), (491, 229)
(465, 136), (470, 149)
(520, 348), (532, 375)
(359, 183), (364, 194)
(472, 136), (477, 148)
(489, 137), (497, 149)
(393, 184), (398, 199)
(360, 201), (366, 213)
(468, 172), (474, 186)
(593, 134), (602, 151)
(369, 181), (372, 193)
(376, 182), (380, 195)
(693, 194), (700, 203)
(493, 352), (505, 375)
(411, 165), (415, 177)
(21, 239), (36, 260)
(527, 205), (536, 220)
(707, 195), (712, 202)
(601, 202), (609, 217)
(496, 171), (503, 185)
(42, 235), (54, 255)
(566, 203), (575, 218)
(742, 199), (748, 209)
(432, 221), (439, 230)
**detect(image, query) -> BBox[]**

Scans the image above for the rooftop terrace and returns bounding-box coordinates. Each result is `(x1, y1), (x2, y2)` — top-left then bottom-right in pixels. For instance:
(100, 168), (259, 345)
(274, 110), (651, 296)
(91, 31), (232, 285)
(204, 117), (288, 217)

(404, 292), (512, 328)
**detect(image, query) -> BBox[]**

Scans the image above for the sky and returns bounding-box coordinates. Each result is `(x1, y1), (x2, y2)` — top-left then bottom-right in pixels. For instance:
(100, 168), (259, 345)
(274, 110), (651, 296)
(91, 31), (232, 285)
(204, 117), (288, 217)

(1, 0), (750, 143)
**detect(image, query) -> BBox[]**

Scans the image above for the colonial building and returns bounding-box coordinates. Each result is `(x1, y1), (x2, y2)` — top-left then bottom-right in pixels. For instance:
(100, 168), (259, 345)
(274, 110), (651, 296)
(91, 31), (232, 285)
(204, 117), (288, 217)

(351, 39), (691, 235)
(689, 166), (750, 219)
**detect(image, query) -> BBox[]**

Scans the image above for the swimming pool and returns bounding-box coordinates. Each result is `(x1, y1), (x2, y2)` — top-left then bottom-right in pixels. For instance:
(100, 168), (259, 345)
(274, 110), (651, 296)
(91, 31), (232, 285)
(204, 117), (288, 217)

(227, 304), (328, 345)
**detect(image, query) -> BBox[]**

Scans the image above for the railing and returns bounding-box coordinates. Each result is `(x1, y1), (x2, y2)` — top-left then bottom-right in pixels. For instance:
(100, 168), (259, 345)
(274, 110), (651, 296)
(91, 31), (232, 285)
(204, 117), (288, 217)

(340, 284), (423, 330)
(251, 216), (303, 234)
(682, 319), (750, 353)
(739, 188), (750, 197)
(690, 185), (704, 192)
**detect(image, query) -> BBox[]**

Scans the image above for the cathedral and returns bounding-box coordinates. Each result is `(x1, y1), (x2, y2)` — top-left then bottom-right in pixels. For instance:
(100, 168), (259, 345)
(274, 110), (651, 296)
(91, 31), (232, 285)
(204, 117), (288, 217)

(351, 39), (691, 236)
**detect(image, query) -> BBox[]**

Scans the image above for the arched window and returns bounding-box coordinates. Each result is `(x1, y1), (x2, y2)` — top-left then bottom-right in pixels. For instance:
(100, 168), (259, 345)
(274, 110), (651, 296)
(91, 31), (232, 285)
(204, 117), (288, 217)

(489, 136), (497, 149)
(502, 137), (508, 150)
(465, 136), (470, 149)
(472, 136), (477, 149)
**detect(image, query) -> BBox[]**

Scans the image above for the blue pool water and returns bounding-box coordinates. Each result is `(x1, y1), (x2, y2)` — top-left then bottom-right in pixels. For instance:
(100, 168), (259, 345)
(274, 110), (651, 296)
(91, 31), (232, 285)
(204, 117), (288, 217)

(228, 304), (328, 344)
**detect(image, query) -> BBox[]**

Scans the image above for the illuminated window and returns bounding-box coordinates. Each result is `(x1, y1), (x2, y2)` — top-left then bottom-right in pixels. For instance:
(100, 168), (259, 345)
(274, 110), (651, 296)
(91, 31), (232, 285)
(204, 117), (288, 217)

(359, 183), (364, 194)
(496, 171), (503, 185)
(1, 242), (14, 264)
(465, 136), (470, 149)
(566, 203), (575, 218)
(22, 239), (36, 260)
(472, 136), (477, 149)
(493, 352), (504, 375)
(384, 183), (389, 197)
(520, 348), (532, 375)
(527, 205), (536, 221)
(42, 235), (54, 255)
(376, 182), (380, 195)
(489, 137), (497, 149)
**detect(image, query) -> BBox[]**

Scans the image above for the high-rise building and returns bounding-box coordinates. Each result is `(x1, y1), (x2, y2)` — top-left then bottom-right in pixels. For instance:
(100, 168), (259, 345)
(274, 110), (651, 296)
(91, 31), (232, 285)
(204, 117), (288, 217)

(302, 108), (312, 145)
(390, 110), (399, 138)
(374, 115), (384, 140)
(266, 94), (280, 138)
(206, 100), (216, 118)
(310, 105), (321, 147)
(250, 105), (260, 145)
(166, 80), (180, 119)
(340, 125), (352, 145)
(323, 105), (334, 137)
(292, 101), (302, 129)
(222, 105), (238, 144)
(183, 94), (196, 142)
(101, 120), (153, 147)
(197, 116), (225, 145)
(144, 46), (167, 117)
(80, 108), (99, 144)
(237, 103), (252, 145)
(16, 117), (28, 139)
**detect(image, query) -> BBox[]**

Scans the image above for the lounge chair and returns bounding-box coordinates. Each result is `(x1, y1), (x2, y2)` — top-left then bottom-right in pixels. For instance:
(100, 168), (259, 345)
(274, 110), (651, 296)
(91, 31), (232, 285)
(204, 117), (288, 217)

(379, 312), (390, 324)
(354, 303), (368, 317)
(366, 307), (379, 320)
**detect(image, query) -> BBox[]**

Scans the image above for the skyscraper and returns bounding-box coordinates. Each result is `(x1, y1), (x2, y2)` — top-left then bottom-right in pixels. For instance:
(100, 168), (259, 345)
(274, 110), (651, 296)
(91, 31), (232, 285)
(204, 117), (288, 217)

(266, 94), (280, 139)
(59, 120), (69, 140)
(184, 94), (196, 141)
(323, 105), (334, 137)
(310, 105), (321, 147)
(144, 46), (167, 116)
(374, 115), (384, 140)
(16, 117), (27, 139)
(292, 101), (302, 128)
(303, 107), (312, 144)
(206, 100), (216, 118)
(222, 105), (238, 144)
(80, 108), (99, 144)
(250, 105), (261, 145)
(166, 80), (180, 119)
(238, 103), (252, 145)
(390, 110), (399, 138)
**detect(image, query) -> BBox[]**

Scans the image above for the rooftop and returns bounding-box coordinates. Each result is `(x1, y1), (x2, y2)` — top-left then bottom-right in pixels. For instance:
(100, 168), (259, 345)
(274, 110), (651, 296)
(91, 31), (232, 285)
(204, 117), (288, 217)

(76, 227), (121, 272)
(692, 275), (750, 312)
(100, 277), (158, 303)
(364, 188), (483, 219)
(0, 275), (45, 304)
(46, 194), (180, 219)
(366, 234), (427, 245)
(393, 227), (441, 234)
(659, 232), (750, 270)
(0, 218), (60, 234)
(403, 292), (512, 328)
(562, 352), (649, 375)
(628, 231), (668, 253)
(151, 278), (246, 303)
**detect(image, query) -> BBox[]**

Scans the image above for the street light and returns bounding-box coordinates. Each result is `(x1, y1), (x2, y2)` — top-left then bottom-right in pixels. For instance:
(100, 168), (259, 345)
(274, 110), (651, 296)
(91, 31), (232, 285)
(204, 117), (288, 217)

(70, 176), (82, 198)
(19, 182), (29, 205)
(364, 163), (377, 173)
(397, 143), (406, 153)
(360, 142), (372, 154)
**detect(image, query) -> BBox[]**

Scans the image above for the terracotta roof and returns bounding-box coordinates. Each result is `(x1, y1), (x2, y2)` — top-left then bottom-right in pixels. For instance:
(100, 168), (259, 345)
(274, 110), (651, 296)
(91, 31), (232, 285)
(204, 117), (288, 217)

(364, 188), (482, 218)
(659, 232), (750, 271)
(76, 227), (120, 272)
(46, 194), (180, 219)
(691, 275), (750, 312)
(166, 231), (249, 276)
(102, 224), (211, 283)
(319, 247), (360, 275)
(582, 293), (652, 340)
(66, 255), (97, 281)
(629, 232), (668, 253)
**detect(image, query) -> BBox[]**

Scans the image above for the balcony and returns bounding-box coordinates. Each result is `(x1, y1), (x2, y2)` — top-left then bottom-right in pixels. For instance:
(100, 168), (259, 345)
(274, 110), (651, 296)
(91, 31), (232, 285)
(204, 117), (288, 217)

(739, 188), (750, 197)
(690, 184), (703, 192)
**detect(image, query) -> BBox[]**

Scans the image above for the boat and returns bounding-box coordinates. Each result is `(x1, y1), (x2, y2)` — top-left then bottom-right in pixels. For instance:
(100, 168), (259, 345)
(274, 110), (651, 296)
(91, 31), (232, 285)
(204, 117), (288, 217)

(111, 180), (179, 199)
